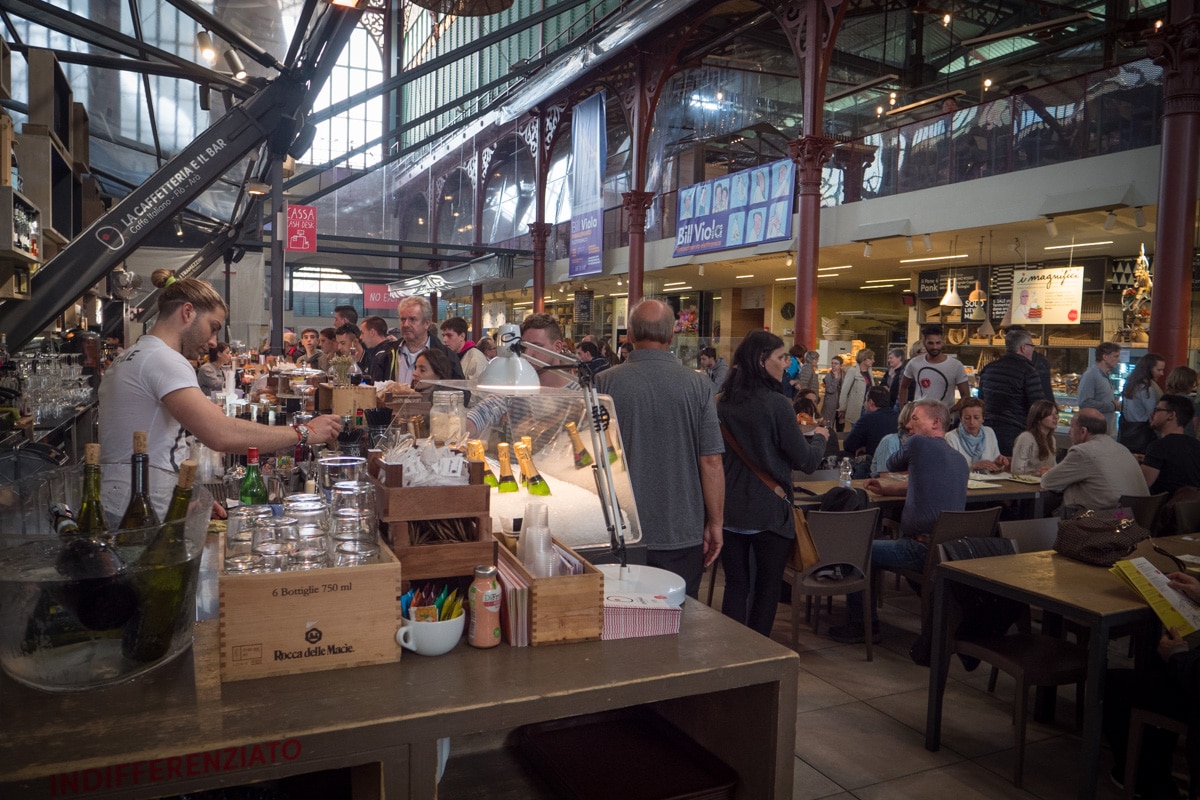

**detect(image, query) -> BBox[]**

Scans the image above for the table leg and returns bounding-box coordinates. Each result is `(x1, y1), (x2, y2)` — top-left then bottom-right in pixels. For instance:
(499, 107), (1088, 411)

(1032, 491), (1044, 519)
(1078, 619), (1110, 800)
(1034, 611), (1064, 722)
(925, 569), (952, 751)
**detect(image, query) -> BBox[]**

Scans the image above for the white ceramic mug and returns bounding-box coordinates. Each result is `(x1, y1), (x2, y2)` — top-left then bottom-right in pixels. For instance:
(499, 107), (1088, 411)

(395, 613), (465, 656)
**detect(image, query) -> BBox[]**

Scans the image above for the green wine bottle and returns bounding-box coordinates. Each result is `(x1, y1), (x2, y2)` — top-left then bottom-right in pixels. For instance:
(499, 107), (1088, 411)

(119, 431), (160, 530)
(514, 442), (550, 496)
(239, 447), (269, 506)
(565, 421), (594, 469)
(496, 442), (519, 493)
(467, 439), (498, 487)
(77, 443), (107, 534)
(123, 460), (200, 663)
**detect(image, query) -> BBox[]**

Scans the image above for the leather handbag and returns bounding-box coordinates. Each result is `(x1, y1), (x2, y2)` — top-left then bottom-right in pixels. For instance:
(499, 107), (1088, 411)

(1053, 510), (1150, 567)
(719, 425), (820, 571)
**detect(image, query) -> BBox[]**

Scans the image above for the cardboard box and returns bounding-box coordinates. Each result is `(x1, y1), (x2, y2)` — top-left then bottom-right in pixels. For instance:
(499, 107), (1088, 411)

(217, 532), (402, 682)
(497, 537), (603, 646)
(316, 383), (378, 417)
(370, 456), (495, 582)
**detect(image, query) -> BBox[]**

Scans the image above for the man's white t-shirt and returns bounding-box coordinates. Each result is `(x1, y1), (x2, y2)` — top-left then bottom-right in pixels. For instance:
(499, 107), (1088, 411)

(902, 354), (968, 407)
(99, 335), (200, 499)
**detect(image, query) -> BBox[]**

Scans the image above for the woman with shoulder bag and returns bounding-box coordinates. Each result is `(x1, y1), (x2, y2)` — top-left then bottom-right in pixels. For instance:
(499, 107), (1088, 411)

(1119, 353), (1165, 454)
(717, 331), (828, 636)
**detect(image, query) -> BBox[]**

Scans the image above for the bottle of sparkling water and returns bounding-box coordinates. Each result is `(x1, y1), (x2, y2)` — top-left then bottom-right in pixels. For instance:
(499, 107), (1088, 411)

(240, 447), (269, 506)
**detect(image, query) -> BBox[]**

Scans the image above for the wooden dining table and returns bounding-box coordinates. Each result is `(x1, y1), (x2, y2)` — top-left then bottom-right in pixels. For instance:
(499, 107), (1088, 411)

(923, 537), (1200, 800)
(794, 475), (1046, 517)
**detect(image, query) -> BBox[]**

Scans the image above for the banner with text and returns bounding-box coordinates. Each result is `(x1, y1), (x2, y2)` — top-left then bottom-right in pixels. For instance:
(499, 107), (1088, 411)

(1011, 265), (1085, 325)
(673, 159), (795, 257)
(362, 283), (394, 310)
(286, 204), (317, 252)
(569, 92), (606, 277)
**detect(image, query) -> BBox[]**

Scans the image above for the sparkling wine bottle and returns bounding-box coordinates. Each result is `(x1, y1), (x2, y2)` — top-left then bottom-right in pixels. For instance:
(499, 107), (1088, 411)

(604, 427), (620, 465)
(119, 431), (160, 530)
(240, 447), (268, 506)
(564, 421), (594, 469)
(47, 502), (136, 631)
(514, 442), (550, 496)
(123, 461), (201, 662)
(467, 439), (498, 487)
(77, 443), (108, 534)
(496, 442), (519, 493)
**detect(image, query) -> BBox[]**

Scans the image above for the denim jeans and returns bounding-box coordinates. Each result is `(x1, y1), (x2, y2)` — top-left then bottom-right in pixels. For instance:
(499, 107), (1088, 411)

(845, 537), (928, 625)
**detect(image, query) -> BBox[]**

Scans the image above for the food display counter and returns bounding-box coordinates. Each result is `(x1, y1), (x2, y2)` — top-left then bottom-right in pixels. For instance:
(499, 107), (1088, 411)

(0, 600), (799, 799)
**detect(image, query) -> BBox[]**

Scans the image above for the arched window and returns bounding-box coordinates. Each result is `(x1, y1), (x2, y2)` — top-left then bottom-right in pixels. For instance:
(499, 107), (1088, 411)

(288, 266), (363, 318)
(481, 140), (536, 244)
(305, 22), (385, 168)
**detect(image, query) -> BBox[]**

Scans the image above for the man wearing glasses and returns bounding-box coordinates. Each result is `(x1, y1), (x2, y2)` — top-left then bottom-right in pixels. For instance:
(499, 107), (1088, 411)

(977, 328), (1049, 455)
(1142, 394), (1200, 497)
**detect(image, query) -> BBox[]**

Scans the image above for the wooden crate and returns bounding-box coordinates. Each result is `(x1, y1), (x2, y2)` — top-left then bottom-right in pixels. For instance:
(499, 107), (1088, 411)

(497, 538), (603, 646)
(217, 531), (403, 682)
(369, 456), (495, 582)
(316, 383), (378, 417)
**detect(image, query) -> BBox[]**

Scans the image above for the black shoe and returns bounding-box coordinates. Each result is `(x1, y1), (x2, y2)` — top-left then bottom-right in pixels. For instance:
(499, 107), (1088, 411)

(827, 623), (883, 644)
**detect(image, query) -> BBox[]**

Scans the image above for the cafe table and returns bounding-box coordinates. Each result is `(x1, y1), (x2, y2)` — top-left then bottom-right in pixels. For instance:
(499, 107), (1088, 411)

(794, 474), (1046, 517)
(923, 537), (1197, 800)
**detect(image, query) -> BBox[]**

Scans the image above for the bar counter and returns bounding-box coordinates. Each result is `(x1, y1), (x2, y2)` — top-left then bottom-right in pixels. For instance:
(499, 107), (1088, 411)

(0, 599), (798, 799)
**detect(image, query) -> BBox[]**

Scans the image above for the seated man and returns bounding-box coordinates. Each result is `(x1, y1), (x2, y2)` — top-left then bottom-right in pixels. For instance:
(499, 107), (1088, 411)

(1142, 394), (1200, 497)
(828, 399), (968, 644)
(944, 397), (1010, 472)
(843, 385), (899, 460)
(1041, 408), (1148, 513)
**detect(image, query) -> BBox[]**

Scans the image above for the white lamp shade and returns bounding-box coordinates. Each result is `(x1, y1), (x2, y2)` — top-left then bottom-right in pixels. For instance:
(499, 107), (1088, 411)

(940, 277), (963, 307)
(476, 323), (541, 390)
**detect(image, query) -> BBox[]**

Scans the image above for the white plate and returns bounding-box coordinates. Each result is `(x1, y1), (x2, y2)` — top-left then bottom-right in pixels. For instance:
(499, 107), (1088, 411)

(969, 472), (1010, 481)
(967, 480), (1003, 489)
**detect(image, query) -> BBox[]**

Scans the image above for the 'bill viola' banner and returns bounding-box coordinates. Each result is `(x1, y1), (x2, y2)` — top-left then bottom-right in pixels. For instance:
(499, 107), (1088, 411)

(673, 159), (795, 257)
(570, 92), (606, 277)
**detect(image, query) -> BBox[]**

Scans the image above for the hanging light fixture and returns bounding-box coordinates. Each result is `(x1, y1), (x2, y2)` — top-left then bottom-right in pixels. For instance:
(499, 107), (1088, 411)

(1134, 206), (1147, 228)
(1045, 217), (1059, 237)
(224, 49), (247, 80)
(905, 236), (914, 253)
(785, 252), (794, 267)
(196, 31), (216, 64)
(863, 241), (873, 258)
(940, 278), (963, 307)
(923, 233), (933, 251)
(1104, 210), (1117, 231)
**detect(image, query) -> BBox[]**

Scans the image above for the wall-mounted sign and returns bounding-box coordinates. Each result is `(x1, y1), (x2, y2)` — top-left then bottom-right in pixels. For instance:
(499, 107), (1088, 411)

(286, 204), (317, 252)
(672, 159), (795, 257)
(569, 92), (606, 278)
(574, 289), (594, 323)
(1011, 266), (1084, 325)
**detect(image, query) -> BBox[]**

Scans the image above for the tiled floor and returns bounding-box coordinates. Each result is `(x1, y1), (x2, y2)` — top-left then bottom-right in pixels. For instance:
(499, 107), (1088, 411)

(701, 566), (1143, 800)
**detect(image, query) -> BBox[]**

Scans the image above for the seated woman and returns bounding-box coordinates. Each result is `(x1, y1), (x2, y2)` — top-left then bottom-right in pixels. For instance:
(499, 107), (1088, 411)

(871, 402), (914, 478)
(945, 397), (1010, 472)
(1011, 399), (1059, 476)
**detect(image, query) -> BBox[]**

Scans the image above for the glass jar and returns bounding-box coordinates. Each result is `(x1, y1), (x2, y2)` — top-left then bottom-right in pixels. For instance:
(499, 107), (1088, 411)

(429, 390), (466, 445)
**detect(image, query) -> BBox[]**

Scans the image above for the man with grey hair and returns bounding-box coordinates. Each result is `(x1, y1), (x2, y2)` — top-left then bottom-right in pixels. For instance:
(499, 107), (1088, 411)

(1041, 407), (1147, 513)
(385, 295), (462, 384)
(977, 327), (1049, 455)
(595, 299), (724, 598)
(830, 397), (967, 644)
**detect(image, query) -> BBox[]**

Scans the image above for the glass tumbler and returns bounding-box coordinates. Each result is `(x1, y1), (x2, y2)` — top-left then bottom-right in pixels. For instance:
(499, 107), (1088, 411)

(334, 539), (380, 567)
(251, 516), (299, 572)
(317, 456), (366, 500)
(226, 505), (273, 559)
(332, 508), (375, 546)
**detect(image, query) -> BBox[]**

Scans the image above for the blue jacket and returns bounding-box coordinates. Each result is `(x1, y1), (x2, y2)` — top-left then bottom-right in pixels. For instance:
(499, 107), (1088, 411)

(843, 406), (900, 456)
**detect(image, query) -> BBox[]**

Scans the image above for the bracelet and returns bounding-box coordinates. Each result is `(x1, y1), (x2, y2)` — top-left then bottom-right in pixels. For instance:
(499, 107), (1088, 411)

(294, 424), (310, 446)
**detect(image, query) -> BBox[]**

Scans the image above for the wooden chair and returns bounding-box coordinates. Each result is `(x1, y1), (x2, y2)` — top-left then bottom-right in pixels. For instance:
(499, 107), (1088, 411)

(1120, 492), (1169, 534)
(1123, 708), (1194, 800)
(937, 535), (1088, 789)
(879, 506), (1003, 623)
(997, 517), (1060, 554)
(1174, 499), (1200, 536)
(784, 507), (880, 660)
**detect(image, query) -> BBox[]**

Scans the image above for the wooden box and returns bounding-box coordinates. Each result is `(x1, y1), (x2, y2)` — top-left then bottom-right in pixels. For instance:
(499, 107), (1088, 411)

(316, 383), (377, 417)
(217, 532), (403, 682)
(369, 456), (495, 582)
(497, 537), (603, 646)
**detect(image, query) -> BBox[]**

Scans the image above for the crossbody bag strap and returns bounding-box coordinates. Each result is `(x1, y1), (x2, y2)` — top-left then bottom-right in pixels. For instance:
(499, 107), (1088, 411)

(720, 424), (788, 500)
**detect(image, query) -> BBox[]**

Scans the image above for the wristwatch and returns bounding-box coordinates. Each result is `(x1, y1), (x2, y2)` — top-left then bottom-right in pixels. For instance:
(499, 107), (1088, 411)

(294, 423), (311, 445)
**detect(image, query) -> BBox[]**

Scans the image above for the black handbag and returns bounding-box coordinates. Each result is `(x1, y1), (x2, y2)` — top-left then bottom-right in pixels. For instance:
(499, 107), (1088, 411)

(1053, 510), (1150, 567)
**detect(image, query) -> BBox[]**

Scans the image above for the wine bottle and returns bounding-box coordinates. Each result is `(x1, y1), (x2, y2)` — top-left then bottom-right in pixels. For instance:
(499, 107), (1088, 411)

(123, 460), (201, 662)
(46, 502), (136, 632)
(564, 421), (594, 469)
(467, 439), (498, 487)
(496, 442), (519, 493)
(518, 436), (534, 484)
(514, 442), (550, 496)
(604, 427), (620, 465)
(240, 447), (269, 506)
(119, 431), (160, 530)
(77, 442), (108, 534)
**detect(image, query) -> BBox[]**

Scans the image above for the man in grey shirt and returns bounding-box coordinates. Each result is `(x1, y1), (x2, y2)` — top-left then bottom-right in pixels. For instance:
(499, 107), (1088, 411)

(596, 300), (725, 597)
(1077, 341), (1121, 436)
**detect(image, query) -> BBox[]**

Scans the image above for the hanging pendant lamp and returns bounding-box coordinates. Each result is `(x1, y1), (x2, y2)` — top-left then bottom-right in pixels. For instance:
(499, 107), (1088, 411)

(940, 277), (963, 307)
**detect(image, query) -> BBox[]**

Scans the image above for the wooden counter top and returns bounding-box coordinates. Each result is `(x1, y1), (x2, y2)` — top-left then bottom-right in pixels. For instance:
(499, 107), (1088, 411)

(0, 600), (798, 799)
